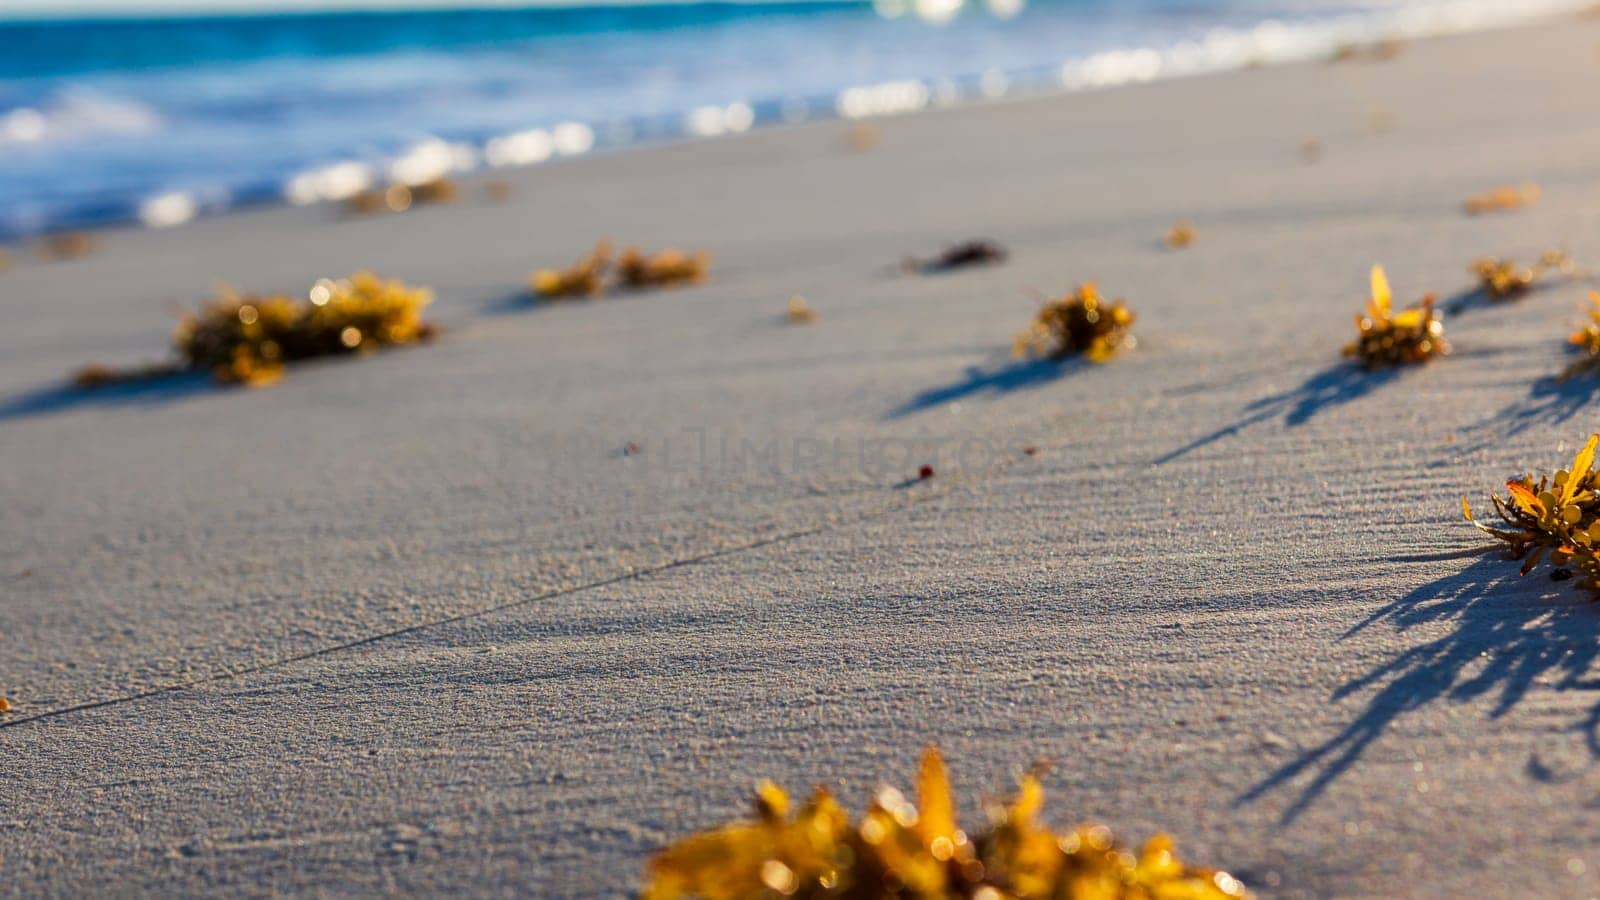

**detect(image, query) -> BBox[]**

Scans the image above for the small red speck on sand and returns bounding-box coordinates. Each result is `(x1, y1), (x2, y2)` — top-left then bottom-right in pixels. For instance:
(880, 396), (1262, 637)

(1022, 447), (1039, 456)
(918, 465), (935, 480)
(624, 442), (642, 456)
(0, 697), (12, 713)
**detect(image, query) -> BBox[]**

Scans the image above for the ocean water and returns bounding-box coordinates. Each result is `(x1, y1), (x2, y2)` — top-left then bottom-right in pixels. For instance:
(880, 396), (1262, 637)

(0, 0), (1586, 238)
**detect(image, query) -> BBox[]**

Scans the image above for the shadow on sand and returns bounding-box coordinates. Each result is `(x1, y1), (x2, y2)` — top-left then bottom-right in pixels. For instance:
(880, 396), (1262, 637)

(1154, 362), (1402, 464)
(1441, 275), (1580, 316)
(887, 357), (1087, 419)
(479, 287), (553, 316)
(1238, 554), (1600, 823)
(1460, 370), (1600, 449)
(0, 371), (216, 423)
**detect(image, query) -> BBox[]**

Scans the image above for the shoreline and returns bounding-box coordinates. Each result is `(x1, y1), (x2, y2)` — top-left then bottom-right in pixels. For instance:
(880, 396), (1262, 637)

(1, 0), (1590, 241)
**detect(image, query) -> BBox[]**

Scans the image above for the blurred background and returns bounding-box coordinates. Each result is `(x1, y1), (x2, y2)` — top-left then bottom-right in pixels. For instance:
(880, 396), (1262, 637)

(0, 0), (1583, 240)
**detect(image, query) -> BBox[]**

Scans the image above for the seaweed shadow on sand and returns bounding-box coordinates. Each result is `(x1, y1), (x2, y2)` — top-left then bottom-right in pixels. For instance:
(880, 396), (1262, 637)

(887, 357), (1087, 419)
(1237, 554), (1600, 823)
(1469, 372), (1600, 446)
(1154, 362), (1403, 465)
(0, 371), (215, 423)
(1436, 280), (1557, 317)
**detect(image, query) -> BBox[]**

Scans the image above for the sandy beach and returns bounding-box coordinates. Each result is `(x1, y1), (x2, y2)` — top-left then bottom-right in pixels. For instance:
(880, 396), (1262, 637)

(6, 16), (1600, 897)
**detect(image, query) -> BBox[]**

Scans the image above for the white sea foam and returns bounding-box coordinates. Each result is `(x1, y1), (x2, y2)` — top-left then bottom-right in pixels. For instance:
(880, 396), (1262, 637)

(284, 161), (375, 204)
(0, 91), (160, 147)
(686, 102), (756, 137)
(15, 0), (1587, 236)
(485, 129), (555, 167)
(551, 121), (596, 156)
(138, 191), (198, 228)
(1049, 0), (1593, 94)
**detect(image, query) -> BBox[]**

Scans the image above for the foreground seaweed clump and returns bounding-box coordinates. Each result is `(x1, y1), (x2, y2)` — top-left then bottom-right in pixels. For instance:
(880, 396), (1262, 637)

(75, 272), (435, 389)
(1465, 434), (1600, 588)
(644, 747), (1248, 900)
(1343, 266), (1447, 367)
(1013, 283), (1135, 362)
(176, 272), (436, 385)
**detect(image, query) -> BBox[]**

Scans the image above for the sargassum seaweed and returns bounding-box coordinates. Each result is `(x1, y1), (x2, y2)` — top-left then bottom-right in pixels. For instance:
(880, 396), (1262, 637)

(1464, 183), (1539, 215)
(1470, 250), (1574, 301)
(643, 746), (1250, 900)
(1013, 283), (1135, 362)
(787, 295), (817, 323)
(1563, 292), (1600, 381)
(905, 240), (1009, 274)
(174, 271), (436, 385)
(73, 272), (436, 389)
(1465, 433), (1600, 591)
(616, 246), (712, 289)
(531, 240), (613, 299)
(1342, 265), (1447, 367)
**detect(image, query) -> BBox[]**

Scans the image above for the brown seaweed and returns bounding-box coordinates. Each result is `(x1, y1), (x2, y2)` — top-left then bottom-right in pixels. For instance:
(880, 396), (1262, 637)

(1464, 183), (1540, 215)
(642, 746), (1250, 900)
(1342, 266), (1447, 367)
(1465, 433), (1600, 592)
(1562, 291), (1600, 381)
(35, 231), (97, 261)
(74, 272), (436, 389)
(787, 295), (817, 323)
(1014, 283), (1136, 362)
(616, 246), (711, 289)
(905, 240), (1008, 274)
(1469, 250), (1575, 300)
(530, 241), (613, 299)
(346, 177), (460, 215)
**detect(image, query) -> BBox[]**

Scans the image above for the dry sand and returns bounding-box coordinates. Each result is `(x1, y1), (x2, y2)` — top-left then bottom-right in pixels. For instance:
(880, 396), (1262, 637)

(6, 17), (1600, 898)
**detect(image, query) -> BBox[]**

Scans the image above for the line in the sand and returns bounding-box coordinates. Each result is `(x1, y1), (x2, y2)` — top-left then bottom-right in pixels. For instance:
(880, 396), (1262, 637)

(0, 525), (823, 731)
(5, 332), (1119, 731)
(0, 450), (1014, 730)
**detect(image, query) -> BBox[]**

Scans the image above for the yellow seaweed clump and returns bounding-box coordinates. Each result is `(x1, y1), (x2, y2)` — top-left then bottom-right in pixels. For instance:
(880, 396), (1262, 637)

(1563, 291), (1600, 380)
(36, 231), (97, 261)
(346, 177), (461, 215)
(1013, 283), (1135, 362)
(531, 241), (612, 299)
(787, 295), (817, 323)
(175, 272), (435, 386)
(1471, 257), (1536, 300)
(643, 746), (1249, 900)
(617, 246), (711, 290)
(1166, 222), (1195, 249)
(1343, 266), (1447, 367)
(1466, 434), (1600, 589)
(1464, 183), (1539, 215)
(1471, 250), (1573, 301)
